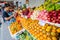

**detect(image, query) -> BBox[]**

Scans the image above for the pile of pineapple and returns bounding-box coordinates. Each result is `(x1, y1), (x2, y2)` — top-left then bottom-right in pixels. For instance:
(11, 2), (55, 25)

(20, 18), (60, 40)
(10, 22), (23, 34)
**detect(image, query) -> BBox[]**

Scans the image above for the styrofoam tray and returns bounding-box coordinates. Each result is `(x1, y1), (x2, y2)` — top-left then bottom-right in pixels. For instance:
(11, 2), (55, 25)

(46, 21), (60, 27)
(39, 20), (60, 27)
(8, 26), (25, 38)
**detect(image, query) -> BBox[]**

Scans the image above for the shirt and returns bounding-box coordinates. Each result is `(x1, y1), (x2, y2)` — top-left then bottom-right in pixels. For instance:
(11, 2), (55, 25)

(3, 11), (15, 25)
(3, 11), (9, 22)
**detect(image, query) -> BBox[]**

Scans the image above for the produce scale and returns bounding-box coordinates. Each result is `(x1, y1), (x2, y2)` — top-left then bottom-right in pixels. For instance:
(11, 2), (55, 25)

(8, 0), (60, 40)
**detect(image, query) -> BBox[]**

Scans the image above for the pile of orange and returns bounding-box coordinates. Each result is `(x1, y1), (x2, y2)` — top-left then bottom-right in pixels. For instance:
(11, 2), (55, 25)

(10, 22), (23, 34)
(10, 16), (60, 40)
(20, 18), (60, 40)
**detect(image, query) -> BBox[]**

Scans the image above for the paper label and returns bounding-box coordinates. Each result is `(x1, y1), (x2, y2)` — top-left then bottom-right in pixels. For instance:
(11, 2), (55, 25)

(39, 20), (46, 26)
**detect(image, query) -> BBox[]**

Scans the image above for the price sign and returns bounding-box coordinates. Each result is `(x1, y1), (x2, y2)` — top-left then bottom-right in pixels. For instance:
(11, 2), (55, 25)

(39, 20), (46, 26)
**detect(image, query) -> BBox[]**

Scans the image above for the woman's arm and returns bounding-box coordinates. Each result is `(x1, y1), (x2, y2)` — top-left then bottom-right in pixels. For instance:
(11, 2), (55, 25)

(4, 15), (14, 21)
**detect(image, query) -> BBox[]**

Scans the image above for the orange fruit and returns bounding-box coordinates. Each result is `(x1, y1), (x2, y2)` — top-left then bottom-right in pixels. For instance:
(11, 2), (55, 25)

(57, 28), (60, 33)
(52, 37), (57, 40)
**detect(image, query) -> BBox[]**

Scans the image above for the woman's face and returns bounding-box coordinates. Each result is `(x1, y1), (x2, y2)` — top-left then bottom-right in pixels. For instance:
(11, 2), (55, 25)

(5, 7), (10, 12)
(9, 7), (14, 12)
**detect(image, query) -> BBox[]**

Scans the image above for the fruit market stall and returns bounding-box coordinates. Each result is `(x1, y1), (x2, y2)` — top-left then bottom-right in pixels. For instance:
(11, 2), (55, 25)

(8, 0), (60, 40)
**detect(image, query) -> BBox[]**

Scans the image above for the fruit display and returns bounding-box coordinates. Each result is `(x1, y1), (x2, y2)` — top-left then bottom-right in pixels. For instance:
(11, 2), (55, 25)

(9, 22), (23, 34)
(19, 17), (60, 40)
(9, 10), (60, 40)
(9, 0), (60, 40)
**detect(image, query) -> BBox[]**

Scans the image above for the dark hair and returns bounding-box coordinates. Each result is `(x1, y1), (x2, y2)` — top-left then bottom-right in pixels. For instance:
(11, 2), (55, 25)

(4, 3), (10, 8)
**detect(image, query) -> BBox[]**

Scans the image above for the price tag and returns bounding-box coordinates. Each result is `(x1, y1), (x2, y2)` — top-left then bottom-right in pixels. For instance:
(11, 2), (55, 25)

(25, 16), (27, 19)
(21, 15), (24, 17)
(39, 20), (46, 26)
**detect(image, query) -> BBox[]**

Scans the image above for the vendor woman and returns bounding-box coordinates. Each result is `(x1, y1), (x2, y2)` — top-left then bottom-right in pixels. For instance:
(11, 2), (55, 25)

(3, 6), (15, 24)
(1, 6), (15, 40)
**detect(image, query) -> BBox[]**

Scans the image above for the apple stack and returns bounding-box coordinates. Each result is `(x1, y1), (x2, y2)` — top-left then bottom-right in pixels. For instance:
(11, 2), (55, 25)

(37, 10), (48, 21)
(37, 9), (60, 24)
(47, 10), (60, 24)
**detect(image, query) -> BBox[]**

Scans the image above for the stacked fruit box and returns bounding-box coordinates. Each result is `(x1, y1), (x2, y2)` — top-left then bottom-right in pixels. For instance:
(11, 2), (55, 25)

(8, 22), (25, 38)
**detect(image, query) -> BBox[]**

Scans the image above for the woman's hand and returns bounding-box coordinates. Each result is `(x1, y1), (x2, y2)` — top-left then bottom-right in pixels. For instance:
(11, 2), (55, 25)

(13, 12), (18, 18)
(4, 15), (14, 21)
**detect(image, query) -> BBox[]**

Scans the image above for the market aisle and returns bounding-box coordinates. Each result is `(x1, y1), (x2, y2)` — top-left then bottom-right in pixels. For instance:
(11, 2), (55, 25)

(1, 23), (15, 40)
(0, 28), (1, 40)
(0, 12), (2, 40)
